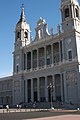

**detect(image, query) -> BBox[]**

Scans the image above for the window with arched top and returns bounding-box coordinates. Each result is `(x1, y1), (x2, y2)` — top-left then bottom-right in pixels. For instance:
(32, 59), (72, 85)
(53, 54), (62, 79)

(25, 31), (28, 39)
(68, 49), (72, 61)
(75, 8), (79, 18)
(16, 64), (19, 73)
(65, 8), (69, 18)
(17, 32), (20, 39)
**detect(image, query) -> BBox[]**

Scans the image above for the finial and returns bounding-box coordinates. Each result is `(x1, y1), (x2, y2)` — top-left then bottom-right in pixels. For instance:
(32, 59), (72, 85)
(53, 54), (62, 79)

(21, 4), (24, 9)
(57, 24), (61, 34)
(50, 27), (53, 35)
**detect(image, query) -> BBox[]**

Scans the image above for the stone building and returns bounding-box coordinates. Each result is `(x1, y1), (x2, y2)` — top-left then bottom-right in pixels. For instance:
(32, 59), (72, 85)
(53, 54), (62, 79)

(0, 0), (80, 106)
(0, 76), (13, 106)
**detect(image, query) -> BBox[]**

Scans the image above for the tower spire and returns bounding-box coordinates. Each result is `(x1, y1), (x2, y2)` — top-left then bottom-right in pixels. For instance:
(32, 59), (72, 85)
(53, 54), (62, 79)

(20, 4), (26, 22)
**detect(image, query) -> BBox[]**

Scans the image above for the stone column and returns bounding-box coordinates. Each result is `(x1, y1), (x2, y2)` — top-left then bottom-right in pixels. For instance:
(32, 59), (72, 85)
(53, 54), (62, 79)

(73, 5), (76, 18)
(37, 78), (40, 101)
(45, 76), (48, 102)
(25, 80), (28, 102)
(60, 73), (64, 102)
(37, 48), (39, 69)
(12, 79), (15, 105)
(52, 75), (56, 100)
(44, 46), (46, 68)
(26, 52), (27, 71)
(20, 79), (22, 103)
(51, 44), (53, 66)
(13, 55), (15, 73)
(31, 51), (33, 71)
(23, 53), (26, 70)
(59, 41), (61, 63)
(25, 53), (26, 70)
(63, 72), (67, 102)
(20, 52), (22, 72)
(62, 40), (64, 62)
(31, 79), (33, 102)
(71, 4), (74, 18)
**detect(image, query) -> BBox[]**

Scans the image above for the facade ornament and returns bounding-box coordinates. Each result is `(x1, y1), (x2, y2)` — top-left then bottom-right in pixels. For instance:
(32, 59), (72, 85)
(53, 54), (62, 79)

(50, 27), (53, 35)
(57, 24), (61, 34)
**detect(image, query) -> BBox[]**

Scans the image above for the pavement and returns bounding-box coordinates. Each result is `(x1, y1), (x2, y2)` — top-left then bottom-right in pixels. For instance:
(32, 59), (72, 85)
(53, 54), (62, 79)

(0, 109), (80, 120)
(28, 115), (80, 120)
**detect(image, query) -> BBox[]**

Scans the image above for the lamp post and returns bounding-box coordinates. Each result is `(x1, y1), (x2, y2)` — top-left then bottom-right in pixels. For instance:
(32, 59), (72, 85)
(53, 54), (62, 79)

(47, 83), (54, 109)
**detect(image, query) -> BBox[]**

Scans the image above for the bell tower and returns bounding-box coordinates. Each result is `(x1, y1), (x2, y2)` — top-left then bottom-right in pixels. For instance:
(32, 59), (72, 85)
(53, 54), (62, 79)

(61, 0), (80, 32)
(13, 5), (31, 74)
(14, 5), (30, 51)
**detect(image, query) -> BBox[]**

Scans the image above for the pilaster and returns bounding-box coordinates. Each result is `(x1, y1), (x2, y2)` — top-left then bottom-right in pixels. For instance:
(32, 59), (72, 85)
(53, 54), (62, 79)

(63, 72), (67, 102)
(37, 78), (40, 101)
(44, 46), (46, 67)
(52, 75), (56, 100)
(25, 80), (28, 102)
(45, 76), (48, 102)
(51, 44), (53, 66)
(12, 79), (15, 105)
(37, 48), (39, 69)
(60, 73), (64, 101)
(26, 52), (27, 70)
(31, 79), (33, 102)
(59, 41), (61, 63)
(31, 51), (33, 71)
(62, 40), (64, 62)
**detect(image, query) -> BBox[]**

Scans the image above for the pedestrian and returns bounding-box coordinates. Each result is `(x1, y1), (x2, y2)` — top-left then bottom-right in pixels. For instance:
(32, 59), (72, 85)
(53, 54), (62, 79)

(17, 104), (19, 110)
(19, 105), (21, 109)
(6, 105), (9, 112)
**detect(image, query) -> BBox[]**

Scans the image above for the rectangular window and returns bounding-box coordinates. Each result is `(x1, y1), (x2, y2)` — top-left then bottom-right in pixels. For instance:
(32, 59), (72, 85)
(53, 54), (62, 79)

(47, 58), (50, 65)
(27, 52), (31, 70)
(68, 50), (72, 61)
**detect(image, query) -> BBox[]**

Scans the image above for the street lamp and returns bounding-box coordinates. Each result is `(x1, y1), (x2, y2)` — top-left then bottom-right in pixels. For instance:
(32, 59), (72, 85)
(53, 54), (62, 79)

(47, 83), (55, 109)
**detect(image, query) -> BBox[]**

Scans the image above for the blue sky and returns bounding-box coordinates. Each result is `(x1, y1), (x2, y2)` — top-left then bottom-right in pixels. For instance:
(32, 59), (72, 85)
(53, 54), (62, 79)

(0, 0), (80, 77)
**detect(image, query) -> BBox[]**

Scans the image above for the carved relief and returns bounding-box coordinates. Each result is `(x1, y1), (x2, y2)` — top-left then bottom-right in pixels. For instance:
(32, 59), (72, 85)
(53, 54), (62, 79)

(14, 80), (20, 89)
(67, 38), (71, 45)
(66, 70), (77, 85)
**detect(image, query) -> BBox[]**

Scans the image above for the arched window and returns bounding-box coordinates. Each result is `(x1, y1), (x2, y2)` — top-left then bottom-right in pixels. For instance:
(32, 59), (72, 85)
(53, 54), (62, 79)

(17, 32), (20, 38)
(16, 65), (19, 72)
(65, 8), (69, 18)
(75, 8), (79, 18)
(68, 50), (72, 61)
(25, 31), (28, 39)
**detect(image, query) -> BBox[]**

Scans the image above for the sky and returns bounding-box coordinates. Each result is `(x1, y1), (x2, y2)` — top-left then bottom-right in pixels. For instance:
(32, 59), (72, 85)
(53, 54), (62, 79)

(0, 0), (80, 77)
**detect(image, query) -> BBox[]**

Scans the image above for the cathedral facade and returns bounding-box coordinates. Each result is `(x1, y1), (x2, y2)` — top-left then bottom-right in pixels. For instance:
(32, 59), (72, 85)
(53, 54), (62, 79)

(0, 0), (80, 106)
